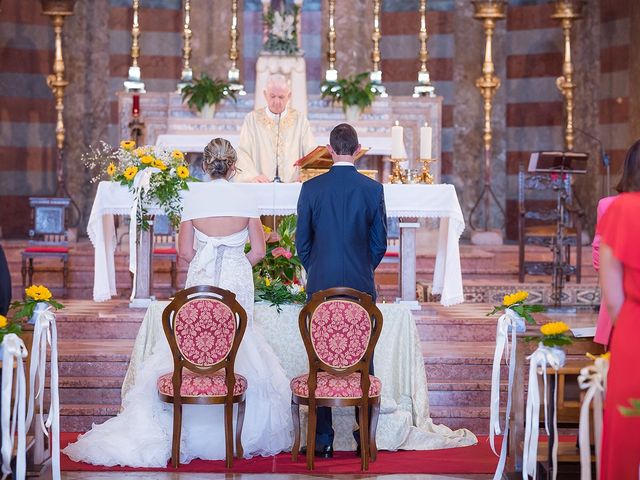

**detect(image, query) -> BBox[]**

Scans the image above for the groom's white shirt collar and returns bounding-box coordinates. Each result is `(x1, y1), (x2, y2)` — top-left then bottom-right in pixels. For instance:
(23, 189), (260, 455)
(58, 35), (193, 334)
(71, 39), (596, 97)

(333, 162), (355, 167)
(265, 106), (288, 121)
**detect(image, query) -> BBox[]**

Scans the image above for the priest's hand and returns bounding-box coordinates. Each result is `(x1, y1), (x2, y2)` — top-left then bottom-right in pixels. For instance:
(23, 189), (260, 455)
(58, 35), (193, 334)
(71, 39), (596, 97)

(252, 175), (271, 183)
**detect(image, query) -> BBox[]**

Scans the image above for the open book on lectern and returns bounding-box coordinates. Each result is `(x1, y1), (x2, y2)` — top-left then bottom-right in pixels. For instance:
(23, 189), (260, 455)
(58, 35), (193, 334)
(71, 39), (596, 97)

(294, 146), (369, 169)
(528, 151), (589, 174)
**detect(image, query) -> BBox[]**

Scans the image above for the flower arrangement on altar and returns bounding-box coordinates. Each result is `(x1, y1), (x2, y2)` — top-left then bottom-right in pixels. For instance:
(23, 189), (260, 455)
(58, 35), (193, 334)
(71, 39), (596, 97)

(84, 140), (197, 230)
(252, 215), (306, 311)
(10, 284), (64, 323)
(262, 1), (300, 55)
(487, 290), (545, 324)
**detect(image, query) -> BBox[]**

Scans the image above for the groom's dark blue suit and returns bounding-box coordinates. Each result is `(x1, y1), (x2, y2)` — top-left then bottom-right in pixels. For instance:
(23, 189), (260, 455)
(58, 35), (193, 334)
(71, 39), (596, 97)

(296, 164), (387, 448)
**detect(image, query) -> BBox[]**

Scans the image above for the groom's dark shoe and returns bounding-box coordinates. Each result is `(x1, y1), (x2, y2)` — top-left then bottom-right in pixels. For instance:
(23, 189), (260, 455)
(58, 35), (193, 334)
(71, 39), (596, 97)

(300, 444), (334, 459)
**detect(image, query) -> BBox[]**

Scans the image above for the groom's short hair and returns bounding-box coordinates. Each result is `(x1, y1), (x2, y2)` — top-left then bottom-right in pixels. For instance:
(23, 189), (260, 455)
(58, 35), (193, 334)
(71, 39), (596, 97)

(330, 123), (359, 156)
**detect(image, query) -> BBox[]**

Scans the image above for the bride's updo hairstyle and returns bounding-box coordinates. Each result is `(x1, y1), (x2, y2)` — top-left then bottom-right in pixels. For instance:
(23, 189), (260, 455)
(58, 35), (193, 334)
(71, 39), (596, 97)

(202, 137), (238, 179)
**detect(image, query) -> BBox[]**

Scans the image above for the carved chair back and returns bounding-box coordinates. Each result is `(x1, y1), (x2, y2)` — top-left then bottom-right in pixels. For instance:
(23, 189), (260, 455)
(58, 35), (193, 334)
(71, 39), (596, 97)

(28, 197), (70, 246)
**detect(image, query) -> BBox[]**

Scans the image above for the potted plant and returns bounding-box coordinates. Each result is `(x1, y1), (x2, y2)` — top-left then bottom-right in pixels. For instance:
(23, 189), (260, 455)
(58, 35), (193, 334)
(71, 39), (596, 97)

(320, 72), (380, 122)
(181, 74), (237, 119)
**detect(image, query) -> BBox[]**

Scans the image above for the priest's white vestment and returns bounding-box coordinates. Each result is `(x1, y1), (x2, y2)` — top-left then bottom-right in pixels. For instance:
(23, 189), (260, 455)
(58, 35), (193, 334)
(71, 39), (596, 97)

(235, 107), (316, 183)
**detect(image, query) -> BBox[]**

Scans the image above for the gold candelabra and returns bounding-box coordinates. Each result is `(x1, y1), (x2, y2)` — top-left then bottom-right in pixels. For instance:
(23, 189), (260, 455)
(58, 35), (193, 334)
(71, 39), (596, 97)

(370, 0), (386, 96)
(420, 158), (435, 184)
(552, 0), (584, 151)
(469, 0), (506, 231)
(325, 0), (337, 82)
(177, 0), (193, 91)
(228, 0), (244, 93)
(413, 0), (435, 97)
(124, 0), (145, 91)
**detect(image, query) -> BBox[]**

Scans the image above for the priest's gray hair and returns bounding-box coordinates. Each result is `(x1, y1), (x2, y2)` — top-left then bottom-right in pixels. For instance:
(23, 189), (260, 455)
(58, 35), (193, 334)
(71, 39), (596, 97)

(202, 137), (238, 178)
(266, 74), (290, 92)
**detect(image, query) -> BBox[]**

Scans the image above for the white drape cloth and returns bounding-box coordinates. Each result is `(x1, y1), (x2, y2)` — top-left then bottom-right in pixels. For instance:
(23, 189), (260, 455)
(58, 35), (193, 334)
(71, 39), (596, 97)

(180, 179), (260, 221)
(578, 356), (609, 480)
(522, 344), (566, 480)
(489, 308), (526, 480)
(26, 305), (61, 480)
(122, 302), (477, 451)
(1, 334), (28, 480)
(88, 182), (465, 305)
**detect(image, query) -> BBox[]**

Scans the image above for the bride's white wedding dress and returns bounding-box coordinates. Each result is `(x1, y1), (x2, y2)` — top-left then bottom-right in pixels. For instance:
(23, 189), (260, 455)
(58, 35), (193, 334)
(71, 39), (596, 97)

(63, 227), (293, 467)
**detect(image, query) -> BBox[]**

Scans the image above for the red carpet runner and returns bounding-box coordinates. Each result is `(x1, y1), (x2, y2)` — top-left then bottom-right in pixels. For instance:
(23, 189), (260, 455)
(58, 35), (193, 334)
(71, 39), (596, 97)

(60, 433), (500, 474)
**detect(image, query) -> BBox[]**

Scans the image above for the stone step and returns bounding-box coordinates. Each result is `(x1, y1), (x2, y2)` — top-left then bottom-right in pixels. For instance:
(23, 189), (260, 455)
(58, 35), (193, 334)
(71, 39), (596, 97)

(46, 377), (122, 405)
(60, 404), (120, 432)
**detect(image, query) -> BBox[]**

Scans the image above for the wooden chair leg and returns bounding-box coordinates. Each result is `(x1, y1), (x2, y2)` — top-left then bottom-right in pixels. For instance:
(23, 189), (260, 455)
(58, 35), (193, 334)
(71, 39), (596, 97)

(518, 239), (525, 283)
(224, 399), (234, 468)
(576, 238), (582, 284)
(565, 244), (571, 282)
(235, 399), (245, 459)
(369, 400), (380, 462)
(21, 256), (27, 288)
(359, 401), (369, 471)
(291, 397), (301, 462)
(28, 258), (34, 286)
(306, 400), (317, 470)
(170, 259), (178, 294)
(171, 398), (183, 468)
(62, 257), (69, 298)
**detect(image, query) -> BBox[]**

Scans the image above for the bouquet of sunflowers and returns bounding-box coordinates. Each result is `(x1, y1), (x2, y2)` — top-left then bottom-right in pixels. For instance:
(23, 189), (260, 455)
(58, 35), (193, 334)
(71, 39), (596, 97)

(487, 290), (545, 325)
(10, 284), (64, 323)
(532, 321), (573, 347)
(84, 140), (196, 230)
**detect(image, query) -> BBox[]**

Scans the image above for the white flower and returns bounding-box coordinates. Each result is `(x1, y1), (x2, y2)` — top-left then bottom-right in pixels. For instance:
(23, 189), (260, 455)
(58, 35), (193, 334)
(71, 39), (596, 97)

(288, 283), (303, 294)
(272, 11), (294, 40)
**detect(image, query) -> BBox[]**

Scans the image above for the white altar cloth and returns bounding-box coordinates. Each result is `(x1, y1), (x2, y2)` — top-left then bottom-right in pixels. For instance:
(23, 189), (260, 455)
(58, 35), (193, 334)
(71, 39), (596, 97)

(87, 182), (465, 305)
(121, 301), (477, 451)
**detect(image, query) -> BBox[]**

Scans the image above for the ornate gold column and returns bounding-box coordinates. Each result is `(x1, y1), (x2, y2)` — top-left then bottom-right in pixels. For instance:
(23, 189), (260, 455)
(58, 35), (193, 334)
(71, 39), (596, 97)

(177, 0), (193, 91)
(124, 0), (145, 92)
(413, 0), (435, 97)
(325, 0), (337, 81)
(40, 0), (77, 197)
(552, 0), (584, 151)
(469, 0), (506, 231)
(228, 0), (244, 94)
(370, 0), (386, 96)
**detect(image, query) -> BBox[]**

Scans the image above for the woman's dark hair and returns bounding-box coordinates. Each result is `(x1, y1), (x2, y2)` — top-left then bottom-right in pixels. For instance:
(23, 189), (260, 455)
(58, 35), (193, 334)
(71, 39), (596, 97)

(202, 138), (238, 178)
(615, 138), (640, 193)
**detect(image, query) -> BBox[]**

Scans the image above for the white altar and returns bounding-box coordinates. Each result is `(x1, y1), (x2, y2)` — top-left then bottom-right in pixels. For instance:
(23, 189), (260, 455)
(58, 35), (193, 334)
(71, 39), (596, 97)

(87, 181), (465, 306)
(121, 301), (477, 451)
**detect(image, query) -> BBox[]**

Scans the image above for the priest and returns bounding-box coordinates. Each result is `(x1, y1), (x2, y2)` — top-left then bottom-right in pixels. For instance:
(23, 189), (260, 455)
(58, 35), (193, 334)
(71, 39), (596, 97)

(235, 74), (316, 183)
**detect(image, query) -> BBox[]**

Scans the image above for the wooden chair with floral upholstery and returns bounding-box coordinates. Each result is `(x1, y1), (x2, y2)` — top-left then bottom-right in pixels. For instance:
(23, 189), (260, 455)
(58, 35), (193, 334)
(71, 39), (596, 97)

(290, 287), (383, 471)
(158, 285), (248, 468)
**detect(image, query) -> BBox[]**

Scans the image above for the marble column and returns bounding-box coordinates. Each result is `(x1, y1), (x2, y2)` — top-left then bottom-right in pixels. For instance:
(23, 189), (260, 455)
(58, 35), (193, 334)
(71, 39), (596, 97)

(324, 0), (372, 78)
(64, 0), (111, 234)
(190, 0), (239, 80)
(630, 0), (640, 140)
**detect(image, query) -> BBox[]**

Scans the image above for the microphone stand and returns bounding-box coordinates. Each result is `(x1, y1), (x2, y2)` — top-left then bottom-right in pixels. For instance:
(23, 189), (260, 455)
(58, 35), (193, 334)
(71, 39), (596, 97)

(575, 127), (611, 197)
(273, 112), (282, 183)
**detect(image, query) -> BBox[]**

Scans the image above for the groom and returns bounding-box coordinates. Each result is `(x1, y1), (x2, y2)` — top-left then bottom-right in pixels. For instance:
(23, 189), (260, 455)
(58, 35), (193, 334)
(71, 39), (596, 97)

(296, 123), (387, 457)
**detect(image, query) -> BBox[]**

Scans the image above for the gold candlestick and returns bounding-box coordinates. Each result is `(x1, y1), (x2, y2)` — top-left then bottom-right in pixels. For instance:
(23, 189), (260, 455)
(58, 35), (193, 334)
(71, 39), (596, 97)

(370, 0), (386, 96)
(552, 0), (584, 151)
(228, 0), (244, 94)
(124, 0), (145, 92)
(419, 158), (435, 184)
(177, 0), (193, 91)
(469, 0), (506, 231)
(325, 0), (337, 82)
(413, 0), (435, 97)
(388, 159), (407, 184)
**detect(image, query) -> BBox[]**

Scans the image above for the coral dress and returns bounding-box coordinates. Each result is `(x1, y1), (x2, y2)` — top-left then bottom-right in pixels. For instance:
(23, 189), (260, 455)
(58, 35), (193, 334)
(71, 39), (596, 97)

(598, 192), (640, 480)
(592, 195), (617, 345)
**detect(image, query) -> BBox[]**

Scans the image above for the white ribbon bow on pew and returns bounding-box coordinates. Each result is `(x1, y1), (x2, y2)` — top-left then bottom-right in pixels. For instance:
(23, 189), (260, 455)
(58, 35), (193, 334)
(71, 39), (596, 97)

(1, 334), (28, 480)
(26, 305), (61, 480)
(522, 343), (565, 480)
(577, 355), (608, 480)
(489, 308), (525, 480)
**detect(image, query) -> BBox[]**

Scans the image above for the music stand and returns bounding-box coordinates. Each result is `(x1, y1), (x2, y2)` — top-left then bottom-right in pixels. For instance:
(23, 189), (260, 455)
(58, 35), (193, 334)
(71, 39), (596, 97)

(528, 151), (588, 310)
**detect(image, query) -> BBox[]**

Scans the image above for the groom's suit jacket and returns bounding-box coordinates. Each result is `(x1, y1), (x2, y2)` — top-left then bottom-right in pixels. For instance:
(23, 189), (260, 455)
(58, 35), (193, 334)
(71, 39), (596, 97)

(296, 165), (387, 300)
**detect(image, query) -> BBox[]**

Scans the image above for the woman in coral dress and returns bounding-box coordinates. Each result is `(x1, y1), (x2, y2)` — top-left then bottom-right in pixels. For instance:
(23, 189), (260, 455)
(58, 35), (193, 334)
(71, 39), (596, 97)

(598, 185), (640, 478)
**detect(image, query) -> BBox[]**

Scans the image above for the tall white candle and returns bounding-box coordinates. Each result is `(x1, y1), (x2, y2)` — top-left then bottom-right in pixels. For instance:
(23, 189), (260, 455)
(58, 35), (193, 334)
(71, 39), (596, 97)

(420, 122), (432, 159)
(391, 121), (406, 159)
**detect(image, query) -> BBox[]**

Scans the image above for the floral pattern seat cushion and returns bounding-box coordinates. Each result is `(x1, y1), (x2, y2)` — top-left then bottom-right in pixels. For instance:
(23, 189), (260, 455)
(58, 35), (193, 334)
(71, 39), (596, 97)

(290, 372), (381, 399)
(157, 370), (248, 398)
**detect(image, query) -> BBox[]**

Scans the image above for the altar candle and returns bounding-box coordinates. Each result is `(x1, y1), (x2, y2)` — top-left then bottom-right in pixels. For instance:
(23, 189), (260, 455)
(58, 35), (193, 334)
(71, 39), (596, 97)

(420, 122), (432, 159)
(391, 121), (406, 159)
(132, 94), (140, 116)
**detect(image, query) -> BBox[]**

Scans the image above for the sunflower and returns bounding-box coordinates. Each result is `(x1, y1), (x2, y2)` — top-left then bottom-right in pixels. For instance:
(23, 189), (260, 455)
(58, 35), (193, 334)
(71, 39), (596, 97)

(25, 284), (52, 302)
(133, 147), (146, 157)
(120, 140), (135, 150)
(153, 159), (167, 171)
(171, 150), (185, 161)
(106, 163), (116, 176)
(140, 155), (154, 165)
(0, 315), (7, 329)
(124, 166), (139, 180)
(540, 321), (570, 336)
(503, 290), (529, 307)
(176, 165), (189, 179)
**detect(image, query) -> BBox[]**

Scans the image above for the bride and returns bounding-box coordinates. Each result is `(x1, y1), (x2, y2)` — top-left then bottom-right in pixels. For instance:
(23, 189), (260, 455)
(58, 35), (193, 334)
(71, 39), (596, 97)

(63, 138), (293, 467)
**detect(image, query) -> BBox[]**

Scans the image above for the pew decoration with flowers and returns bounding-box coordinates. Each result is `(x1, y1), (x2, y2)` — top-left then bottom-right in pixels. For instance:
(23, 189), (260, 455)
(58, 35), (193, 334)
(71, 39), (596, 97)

(578, 351), (610, 480)
(487, 290), (546, 478)
(252, 215), (306, 312)
(5, 284), (65, 480)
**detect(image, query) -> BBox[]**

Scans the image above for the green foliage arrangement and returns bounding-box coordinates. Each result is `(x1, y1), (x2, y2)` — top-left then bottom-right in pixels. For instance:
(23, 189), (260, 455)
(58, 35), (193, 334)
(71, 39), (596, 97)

(181, 74), (237, 112)
(320, 72), (379, 112)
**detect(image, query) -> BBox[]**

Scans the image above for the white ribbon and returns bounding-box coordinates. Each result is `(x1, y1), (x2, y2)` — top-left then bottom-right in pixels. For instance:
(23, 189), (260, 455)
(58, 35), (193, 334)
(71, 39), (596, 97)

(129, 167), (159, 300)
(25, 305), (61, 480)
(1, 334), (28, 480)
(523, 343), (565, 480)
(578, 356), (608, 480)
(490, 308), (526, 480)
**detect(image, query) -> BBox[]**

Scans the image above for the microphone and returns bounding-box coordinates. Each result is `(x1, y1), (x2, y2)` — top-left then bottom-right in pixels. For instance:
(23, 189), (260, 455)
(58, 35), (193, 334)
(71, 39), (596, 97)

(273, 112), (282, 183)
(574, 127), (611, 197)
